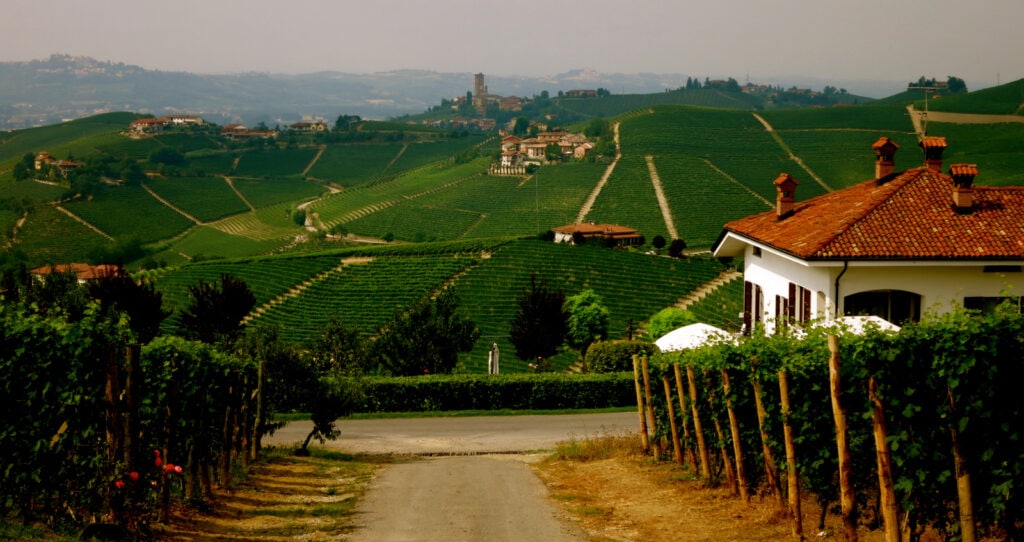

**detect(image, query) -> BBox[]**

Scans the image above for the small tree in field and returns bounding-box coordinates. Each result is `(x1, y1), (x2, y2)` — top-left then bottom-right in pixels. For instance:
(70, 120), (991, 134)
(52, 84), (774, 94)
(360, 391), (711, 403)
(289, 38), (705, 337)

(179, 273), (256, 346)
(563, 289), (610, 370)
(372, 289), (479, 375)
(509, 274), (568, 361)
(652, 235), (667, 250)
(668, 238), (688, 259)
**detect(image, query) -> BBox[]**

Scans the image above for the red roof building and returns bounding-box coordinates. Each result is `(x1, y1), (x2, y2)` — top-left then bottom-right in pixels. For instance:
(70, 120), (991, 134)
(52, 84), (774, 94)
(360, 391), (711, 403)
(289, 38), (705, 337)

(713, 138), (1024, 333)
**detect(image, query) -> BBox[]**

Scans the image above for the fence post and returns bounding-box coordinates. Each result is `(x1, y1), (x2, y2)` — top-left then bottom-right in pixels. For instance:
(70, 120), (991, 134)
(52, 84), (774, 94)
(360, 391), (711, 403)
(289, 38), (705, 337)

(632, 355), (650, 452)
(779, 370), (804, 540)
(828, 334), (858, 541)
(869, 376), (901, 542)
(721, 369), (749, 501)
(686, 365), (712, 480)
(641, 356), (660, 458)
(663, 376), (683, 465)
(673, 364), (699, 470)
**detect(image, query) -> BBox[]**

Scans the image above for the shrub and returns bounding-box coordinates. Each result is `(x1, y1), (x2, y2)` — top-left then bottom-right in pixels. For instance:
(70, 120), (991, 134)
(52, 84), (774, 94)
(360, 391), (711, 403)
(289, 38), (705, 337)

(586, 340), (657, 372)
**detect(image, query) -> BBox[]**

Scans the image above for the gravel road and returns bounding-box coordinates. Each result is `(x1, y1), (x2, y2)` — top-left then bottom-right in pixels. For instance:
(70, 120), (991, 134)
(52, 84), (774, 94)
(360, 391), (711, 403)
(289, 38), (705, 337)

(265, 412), (637, 541)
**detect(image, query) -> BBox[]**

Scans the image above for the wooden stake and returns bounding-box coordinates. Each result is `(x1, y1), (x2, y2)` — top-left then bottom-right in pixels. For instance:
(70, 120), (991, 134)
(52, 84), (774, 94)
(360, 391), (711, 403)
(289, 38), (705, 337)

(686, 365), (713, 480)
(828, 334), (858, 541)
(779, 370), (804, 540)
(721, 369), (750, 501)
(674, 364), (699, 470)
(708, 375), (738, 494)
(752, 374), (784, 508)
(663, 376), (683, 465)
(948, 387), (977, 542)
(869, 376), (900, 542)
(641, 356), (659, 458)
(633, 355), (650, 452)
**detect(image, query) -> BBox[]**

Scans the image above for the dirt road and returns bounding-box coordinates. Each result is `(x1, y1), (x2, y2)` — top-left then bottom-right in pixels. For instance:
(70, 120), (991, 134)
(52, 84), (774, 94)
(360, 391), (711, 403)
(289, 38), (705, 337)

(348, 455), (587, 541)
(266, 413), (635, 541)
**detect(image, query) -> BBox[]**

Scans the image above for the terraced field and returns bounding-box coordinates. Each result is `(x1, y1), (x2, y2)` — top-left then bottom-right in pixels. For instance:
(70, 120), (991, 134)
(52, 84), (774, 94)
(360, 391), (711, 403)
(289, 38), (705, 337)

(451, 240), (726, 372)
(145, 176), (251, 222)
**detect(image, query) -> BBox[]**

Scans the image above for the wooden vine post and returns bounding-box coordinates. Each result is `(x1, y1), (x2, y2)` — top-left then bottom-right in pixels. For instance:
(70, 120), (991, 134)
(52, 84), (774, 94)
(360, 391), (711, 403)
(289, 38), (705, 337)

(663, 376), (683, 465)
(868, 375), (900, 542)
(673, 364), (699, 469)
(778, 369), (804, 540)
(641, 356), (660, 458)
(632, 355), (650, 452)
(828, 334), (858, 541)
(706, 372), (738, 495)
(948, 388), (977, 542)
(685, 364), (713, 480)
(750, 365), (784, 509)
(720, 369), (750, 501)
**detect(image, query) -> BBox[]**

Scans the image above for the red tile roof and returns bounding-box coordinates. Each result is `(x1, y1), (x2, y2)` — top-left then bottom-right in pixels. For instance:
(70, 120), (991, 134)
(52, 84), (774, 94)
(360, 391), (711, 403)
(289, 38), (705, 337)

(30, 263), (121, 281)
(719, 167), (1024, 261)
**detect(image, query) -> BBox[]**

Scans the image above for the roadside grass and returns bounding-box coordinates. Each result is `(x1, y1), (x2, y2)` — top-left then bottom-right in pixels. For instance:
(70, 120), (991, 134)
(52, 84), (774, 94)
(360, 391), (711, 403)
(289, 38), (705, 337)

(547, 430), (645, 462)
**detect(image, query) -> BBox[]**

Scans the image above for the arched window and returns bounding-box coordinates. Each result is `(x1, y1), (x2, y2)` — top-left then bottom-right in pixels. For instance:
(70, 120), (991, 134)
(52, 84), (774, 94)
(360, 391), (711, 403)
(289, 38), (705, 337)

(843, 290), (921, 324)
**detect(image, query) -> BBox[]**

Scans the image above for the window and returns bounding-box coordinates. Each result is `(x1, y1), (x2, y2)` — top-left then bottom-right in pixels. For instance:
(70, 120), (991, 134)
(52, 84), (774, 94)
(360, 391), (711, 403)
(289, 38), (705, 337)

(787, 283), (812, 326)
(964, 296), (1022, 314)
(844, 290), (921, 324)
(744, 281), (764, 334)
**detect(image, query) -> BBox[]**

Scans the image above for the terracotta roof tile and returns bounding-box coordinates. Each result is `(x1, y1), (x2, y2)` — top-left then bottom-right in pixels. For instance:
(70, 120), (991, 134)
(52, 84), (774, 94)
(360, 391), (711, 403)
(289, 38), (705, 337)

(721, 167), (1024, 261)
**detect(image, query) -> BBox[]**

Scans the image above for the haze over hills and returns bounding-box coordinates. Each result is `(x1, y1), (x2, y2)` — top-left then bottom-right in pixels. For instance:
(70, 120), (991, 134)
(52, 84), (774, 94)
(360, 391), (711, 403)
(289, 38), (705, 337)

(0, 54), (911, 130)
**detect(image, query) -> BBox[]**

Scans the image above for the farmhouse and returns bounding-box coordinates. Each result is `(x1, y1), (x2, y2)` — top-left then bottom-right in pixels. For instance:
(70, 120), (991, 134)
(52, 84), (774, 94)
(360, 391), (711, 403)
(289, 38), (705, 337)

(128, 117), (167, 134)
(221, 124), (277, 140)
(553, 223), (642, 246)
(34, 151), (83, 176)
(159, 114), (204, 126)
(289, 120), (328, 132)
(712, 136), (1024, 335)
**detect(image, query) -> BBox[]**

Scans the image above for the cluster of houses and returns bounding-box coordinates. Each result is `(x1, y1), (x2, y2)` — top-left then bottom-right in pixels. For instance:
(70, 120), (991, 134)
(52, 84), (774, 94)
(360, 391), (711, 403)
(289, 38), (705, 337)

(127, 114), (329, 140)
(499, 131), (593, 167)
(33, 151), (83, 177)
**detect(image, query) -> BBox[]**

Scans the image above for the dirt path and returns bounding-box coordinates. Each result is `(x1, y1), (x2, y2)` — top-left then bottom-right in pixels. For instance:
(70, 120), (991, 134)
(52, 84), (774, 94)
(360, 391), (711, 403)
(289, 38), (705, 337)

(349, 455), (587, 542)
(575, 121), (620, 223)
(223, 176), (256, 211)
(141, 182), (203, 224)
(53, 204), (115, 240)
(302, 144), (327, 176)
(645, 155), (679, 240)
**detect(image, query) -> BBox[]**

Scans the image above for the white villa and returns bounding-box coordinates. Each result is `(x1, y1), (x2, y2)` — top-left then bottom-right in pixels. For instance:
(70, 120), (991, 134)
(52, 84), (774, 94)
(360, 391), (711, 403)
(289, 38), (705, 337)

(712, 137), (1024, 335)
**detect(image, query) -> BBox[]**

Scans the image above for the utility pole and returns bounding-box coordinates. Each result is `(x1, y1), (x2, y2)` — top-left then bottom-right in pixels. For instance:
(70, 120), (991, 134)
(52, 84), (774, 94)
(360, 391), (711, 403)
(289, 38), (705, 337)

(908, 85), (938, 138)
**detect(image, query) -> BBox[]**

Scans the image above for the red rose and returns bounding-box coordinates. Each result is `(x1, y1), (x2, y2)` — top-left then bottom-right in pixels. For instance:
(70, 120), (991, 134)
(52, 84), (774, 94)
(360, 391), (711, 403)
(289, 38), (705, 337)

(154, 457), (163, 468)
(115, 480), (126, 489)
(128, 471), (139, 482)
(173, 465), (183, 474)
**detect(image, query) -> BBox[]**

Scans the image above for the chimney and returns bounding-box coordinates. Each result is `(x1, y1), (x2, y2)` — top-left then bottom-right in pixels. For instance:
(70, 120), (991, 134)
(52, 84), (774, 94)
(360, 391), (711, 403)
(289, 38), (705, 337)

(949, 163), (978, 212)
(773, 173), (799, 219)
(920, 136), (947, 172)
(872, 137), (899, 180)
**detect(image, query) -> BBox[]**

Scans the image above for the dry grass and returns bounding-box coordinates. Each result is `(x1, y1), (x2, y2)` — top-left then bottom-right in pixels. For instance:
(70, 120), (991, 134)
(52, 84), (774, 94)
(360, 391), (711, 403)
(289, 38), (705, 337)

(535, 433), (890, 542)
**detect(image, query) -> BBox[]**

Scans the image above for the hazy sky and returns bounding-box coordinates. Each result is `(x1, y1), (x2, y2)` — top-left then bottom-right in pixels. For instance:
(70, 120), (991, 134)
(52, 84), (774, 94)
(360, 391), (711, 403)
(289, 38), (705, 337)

(2, 0), (1019, 90)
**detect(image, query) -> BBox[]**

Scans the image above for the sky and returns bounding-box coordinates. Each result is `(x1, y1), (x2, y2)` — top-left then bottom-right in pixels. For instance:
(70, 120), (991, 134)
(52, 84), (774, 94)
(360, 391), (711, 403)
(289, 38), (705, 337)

(2, 0), (1020, 91)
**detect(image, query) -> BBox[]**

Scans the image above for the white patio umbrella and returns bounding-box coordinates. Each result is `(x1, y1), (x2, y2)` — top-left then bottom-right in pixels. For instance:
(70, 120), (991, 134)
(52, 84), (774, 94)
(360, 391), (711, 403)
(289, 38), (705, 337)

(827, 315), (901, 334)
(654, 323), (732, 352)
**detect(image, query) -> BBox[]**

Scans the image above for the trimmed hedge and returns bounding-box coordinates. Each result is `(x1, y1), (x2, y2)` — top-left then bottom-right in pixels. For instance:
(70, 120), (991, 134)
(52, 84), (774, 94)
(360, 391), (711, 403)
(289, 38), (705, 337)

(586, 340), (657, 373)
(357, 372), (634, 412)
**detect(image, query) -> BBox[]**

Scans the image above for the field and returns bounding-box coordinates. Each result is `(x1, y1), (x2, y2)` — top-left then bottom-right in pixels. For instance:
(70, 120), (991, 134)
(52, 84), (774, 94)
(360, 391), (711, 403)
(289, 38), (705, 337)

(145, 176), (251, 222)
(62, 185), (195, 243)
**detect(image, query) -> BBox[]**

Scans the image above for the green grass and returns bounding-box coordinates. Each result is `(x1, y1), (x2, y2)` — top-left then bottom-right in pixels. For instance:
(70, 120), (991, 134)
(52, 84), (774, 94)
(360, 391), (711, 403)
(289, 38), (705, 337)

(13, 204), (113, 265)
(188, 151), (241, 175)
(0, 112), (137, 164)
(923, 79), (1024, 115)
(154, 226), (289, 262)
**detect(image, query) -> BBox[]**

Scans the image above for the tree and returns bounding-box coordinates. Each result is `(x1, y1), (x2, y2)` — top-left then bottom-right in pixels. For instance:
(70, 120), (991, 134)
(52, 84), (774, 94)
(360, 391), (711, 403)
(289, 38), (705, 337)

(178, 274), (256, 346)
(87, 267), (171, 343)
(509, 274), (568, 361)
(563, 289), (610, 368)
(308, 317), (366, 375)
(652, 235), (667, 250)
(149, 147), (186, 166)
(11, 152), (34, 181)
(372, 289), (479, 375)
(645, 307), (698, 341)
(512, 116), (530, 136)
(544, 142), (563, 162)
(668, 238), (688, 259)
(947, 76), (967, 94)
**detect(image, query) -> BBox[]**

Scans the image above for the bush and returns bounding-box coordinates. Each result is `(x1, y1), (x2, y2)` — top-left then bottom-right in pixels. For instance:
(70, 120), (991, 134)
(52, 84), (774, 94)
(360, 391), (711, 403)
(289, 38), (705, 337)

(357, 373), (634, 412)
(586, 340), (657, 372)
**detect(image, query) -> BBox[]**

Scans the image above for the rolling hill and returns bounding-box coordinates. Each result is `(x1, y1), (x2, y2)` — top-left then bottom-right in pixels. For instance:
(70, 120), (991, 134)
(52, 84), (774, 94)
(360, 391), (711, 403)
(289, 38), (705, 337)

(3, 79), (1024, 372)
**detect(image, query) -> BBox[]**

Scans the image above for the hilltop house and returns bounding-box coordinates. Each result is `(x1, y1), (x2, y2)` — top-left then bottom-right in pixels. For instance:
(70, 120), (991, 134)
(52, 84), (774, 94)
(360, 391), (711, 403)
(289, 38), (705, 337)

(30, 263), (120, 284)
(34, 151), (83, 177)
(501, 130), (592, 164)
(553, 223), (642, 247)
(712, 137), (1024, 335)
(289, 120), (328, 132)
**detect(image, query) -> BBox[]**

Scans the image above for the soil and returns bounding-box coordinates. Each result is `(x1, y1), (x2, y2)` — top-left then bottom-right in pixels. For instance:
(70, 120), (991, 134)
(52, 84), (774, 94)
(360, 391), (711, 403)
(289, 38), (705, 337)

(154, 447), (897, 542)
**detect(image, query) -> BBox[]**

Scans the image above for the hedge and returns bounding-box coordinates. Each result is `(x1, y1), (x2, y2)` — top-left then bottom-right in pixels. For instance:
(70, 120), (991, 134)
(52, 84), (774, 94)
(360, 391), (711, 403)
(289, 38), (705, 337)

(356, 372), (635, 412)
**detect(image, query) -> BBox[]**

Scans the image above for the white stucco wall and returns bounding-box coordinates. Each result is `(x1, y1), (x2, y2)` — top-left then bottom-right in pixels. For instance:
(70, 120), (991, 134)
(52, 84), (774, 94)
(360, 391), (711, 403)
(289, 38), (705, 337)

(741, 244), (1024, 333)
